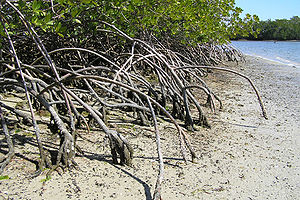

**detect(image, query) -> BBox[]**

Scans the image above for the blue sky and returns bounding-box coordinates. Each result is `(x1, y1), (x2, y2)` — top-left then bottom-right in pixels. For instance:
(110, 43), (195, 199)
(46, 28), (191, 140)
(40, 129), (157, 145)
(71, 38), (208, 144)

(235, 0), (300, 21)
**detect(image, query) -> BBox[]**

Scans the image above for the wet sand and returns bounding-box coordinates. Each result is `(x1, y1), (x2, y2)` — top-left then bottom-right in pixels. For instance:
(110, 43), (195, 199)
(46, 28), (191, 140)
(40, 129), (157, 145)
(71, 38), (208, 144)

(0, 55), (299, 199)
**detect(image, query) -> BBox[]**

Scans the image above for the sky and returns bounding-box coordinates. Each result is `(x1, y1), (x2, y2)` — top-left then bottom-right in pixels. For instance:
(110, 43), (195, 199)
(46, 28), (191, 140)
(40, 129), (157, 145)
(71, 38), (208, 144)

(235, 0), (300, 21)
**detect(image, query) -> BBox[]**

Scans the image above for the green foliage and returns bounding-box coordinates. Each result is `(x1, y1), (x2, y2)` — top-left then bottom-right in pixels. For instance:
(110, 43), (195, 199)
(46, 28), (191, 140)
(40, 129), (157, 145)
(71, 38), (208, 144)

(0, 175), (10, 180)
(233, 16), (300, 41)
(1, 0), (259, 44)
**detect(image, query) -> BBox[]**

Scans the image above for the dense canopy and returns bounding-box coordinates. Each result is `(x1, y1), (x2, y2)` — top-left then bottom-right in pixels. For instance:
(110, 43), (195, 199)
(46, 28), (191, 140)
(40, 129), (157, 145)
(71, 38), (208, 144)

(1, 0), (259, 44)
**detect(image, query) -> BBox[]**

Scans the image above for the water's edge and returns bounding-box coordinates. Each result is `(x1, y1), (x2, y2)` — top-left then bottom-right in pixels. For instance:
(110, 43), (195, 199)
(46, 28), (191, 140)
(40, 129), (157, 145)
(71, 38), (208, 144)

(244, 53), (300, 68)
(231, 41), (300, 68)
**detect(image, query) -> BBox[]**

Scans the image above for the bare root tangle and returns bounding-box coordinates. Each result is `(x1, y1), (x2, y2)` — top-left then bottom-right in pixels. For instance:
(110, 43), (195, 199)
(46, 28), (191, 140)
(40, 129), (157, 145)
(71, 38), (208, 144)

(176, 66), (268, 119)
(0, 15), (52, 172)
(0, 2), (266, 198)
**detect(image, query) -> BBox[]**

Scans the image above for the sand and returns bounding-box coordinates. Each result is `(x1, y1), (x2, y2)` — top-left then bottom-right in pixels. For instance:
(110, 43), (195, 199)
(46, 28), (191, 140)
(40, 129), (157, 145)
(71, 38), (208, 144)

(0, 55), (299, 199)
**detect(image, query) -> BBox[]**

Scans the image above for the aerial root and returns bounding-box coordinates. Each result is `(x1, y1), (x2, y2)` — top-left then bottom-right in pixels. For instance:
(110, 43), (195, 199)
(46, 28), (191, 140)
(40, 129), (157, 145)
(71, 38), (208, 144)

(0, 6), (267, 199)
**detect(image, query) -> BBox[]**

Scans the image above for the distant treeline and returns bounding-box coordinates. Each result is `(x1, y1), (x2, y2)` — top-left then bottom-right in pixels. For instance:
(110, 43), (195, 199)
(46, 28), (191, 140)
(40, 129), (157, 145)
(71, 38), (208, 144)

(232, 16), (300, 41)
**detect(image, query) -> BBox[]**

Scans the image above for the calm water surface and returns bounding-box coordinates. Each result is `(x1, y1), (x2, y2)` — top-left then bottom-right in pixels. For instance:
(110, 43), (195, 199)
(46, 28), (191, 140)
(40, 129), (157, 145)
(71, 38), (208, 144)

(231, 41), (300, 68)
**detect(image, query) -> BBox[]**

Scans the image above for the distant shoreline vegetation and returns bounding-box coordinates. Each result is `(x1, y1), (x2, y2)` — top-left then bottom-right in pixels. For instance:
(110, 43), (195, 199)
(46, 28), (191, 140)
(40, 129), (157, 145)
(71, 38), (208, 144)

(232, 16), (300, 41)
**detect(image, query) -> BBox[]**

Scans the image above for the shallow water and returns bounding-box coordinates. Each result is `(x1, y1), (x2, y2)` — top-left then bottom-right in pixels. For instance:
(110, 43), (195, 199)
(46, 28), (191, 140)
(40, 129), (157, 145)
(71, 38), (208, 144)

(231, 40), (300, 68)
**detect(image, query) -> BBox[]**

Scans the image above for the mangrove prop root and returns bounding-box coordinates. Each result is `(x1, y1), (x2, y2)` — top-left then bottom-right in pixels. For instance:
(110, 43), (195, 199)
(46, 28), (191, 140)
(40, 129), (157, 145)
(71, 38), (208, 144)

(0, 3), (266, 198)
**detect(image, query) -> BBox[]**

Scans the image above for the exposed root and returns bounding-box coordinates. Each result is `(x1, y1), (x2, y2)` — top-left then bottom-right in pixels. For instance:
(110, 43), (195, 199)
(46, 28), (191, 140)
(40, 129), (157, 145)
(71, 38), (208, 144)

(0, 3), (267, 199)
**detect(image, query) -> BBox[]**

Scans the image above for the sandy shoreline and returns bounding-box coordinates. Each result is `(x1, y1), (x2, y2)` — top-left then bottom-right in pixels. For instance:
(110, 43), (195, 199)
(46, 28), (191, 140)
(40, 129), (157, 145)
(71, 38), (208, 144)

(0, 55), (299, 199)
